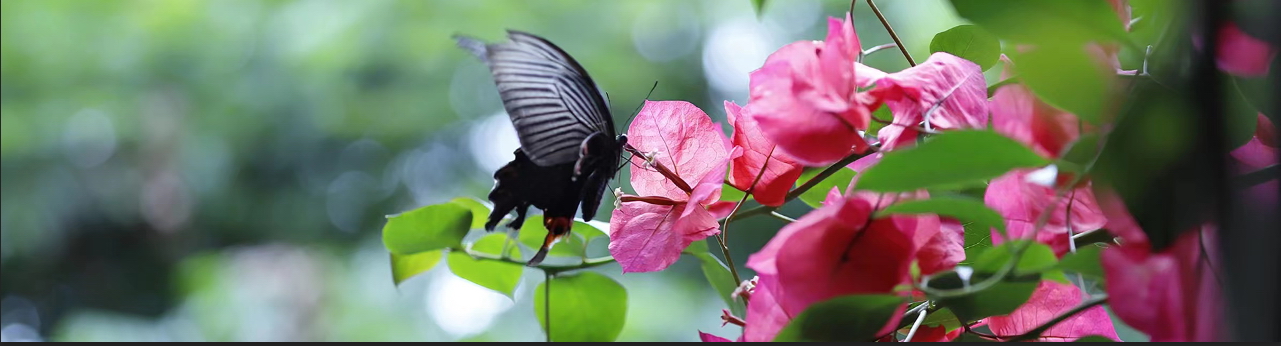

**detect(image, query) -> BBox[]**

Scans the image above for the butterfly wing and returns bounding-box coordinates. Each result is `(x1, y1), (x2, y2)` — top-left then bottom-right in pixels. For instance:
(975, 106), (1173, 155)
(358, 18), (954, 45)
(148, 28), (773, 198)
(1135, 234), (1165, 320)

(454, 30), (616, 167)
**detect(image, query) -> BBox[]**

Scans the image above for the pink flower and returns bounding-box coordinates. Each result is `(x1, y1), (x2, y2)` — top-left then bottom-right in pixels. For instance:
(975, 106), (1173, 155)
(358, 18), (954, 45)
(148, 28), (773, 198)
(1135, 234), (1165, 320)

(1229, 113), (1278, 211)
(986, 281), (1120, 341)
(1096, 191), (1226, 342)
(1213, 22), (1277, 77)
(745, 13), (877, 166)
(608, 100), (740, 273)
(990, 55), (1083, 159)
(916, 218), (966, 276)
(910, 325), (963, 342)
(984, 169), (1107, 257)
(698, 331), (740, 342)
(725, 101), (805, 207)
(869, 52), (990, 150)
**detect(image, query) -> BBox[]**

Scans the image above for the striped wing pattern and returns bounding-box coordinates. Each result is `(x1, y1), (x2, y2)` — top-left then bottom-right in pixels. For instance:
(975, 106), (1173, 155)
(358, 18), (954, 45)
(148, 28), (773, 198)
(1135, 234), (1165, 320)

(455, 30), (614, 167)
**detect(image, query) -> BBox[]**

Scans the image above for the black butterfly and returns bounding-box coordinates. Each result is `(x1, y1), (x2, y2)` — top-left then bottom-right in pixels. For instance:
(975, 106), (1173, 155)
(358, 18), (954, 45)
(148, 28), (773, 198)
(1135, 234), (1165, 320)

(454, 30), (626, 266)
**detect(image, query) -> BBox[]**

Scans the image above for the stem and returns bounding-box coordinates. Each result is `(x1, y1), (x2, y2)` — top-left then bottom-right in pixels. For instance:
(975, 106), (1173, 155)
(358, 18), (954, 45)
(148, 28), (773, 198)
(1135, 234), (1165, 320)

(624, 143), (692, 194)
(464, 248), (615, 275)
(769, 211), (797, 223)
(544, 270), (551, 342)
(871, 113), (940, 135)
(718, 148), (777, 286)
(902, 308), (930, 342)
(730, 147), (878, 222)
(866, 0), (915, 66)
(861, 43), (899, 60)
(1005, 296), (1108, 342)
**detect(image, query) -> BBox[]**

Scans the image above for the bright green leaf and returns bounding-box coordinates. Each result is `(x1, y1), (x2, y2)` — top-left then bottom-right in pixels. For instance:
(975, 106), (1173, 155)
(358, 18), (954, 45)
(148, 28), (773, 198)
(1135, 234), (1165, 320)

(574, 220), (608, 243)
(693, 252), (747, 318)
(721, 183), (748, 202)
(869, 105), (892, 136)
(926, 270), (1039, 322)
(1057, 244), (1106, 284)
(974, 240), (1060, 275)
(930, 25), (1002, 71)
(1011, 45), (1110, 124)
(517, 215), (587, 258)
(447, 233), (524, 297)
(855, 130), (1049, 192)
(683, 238), (710, 254)
(949, 0), (1132, 47)
(449, 197), (492, 230)
(922, 307), (963, 331)
(961, 221), (994, 266)
(773, 294), (905, 342)
(876, 196), (1008, 238)
(796, 167), (857, 208)
(391, 250), (444, 286)
(534, 272), (628, 342)
(382, 202), (472, 255)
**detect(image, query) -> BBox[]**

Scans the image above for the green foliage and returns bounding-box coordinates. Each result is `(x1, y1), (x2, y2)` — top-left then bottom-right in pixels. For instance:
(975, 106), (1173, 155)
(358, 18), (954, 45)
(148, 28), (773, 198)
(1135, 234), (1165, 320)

(535, 272), (628, 342)
(796, 167), (857, 208)
(922, 307), (963, 331)
(856, 130), (1050, 192)
(961, 221), (995, 266)
(1010, 45), (1111, 124)
(516, 215), (589, 258)
(930, 25), (1002, 71)
(1075, 335), (1116, 342)
(684, 239), (746, 317)
(449, 197), (493, 230)
(447, 233), (524, 298)
(949, 0), (1132, 47)
(772, 294), (906, 342)
(876, 195), (1008, 237)
(1057, 244), (1106, 284)
(390, 250), (444, 286)
(721, 183), (748, 202)
(382, 203), (472, 255)
(927, 241), (1066, 321)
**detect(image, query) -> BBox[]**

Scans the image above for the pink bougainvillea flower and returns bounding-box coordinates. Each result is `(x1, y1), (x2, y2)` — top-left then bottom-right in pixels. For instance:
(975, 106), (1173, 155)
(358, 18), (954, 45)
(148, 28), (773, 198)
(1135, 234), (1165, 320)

(608, 100), (740, 273)
(916, 218), (967, 276)
(1102, 226), (1226, 341)
(742, 189), (918, 341)
(986, 281), (1120, 341)
(698, 331), (741, 342)
(725, 101), (805, 207)
(869, 52), (989, 151)
(911, 325), (964, 342)
(745, 13), (877, 166)
(1230, 113), (1278, 211)
(984, 169), (1106, 257)
(844, 153), (949, 260)
(1213, 22), (1278, 77)
(990, 55), (1083, 159)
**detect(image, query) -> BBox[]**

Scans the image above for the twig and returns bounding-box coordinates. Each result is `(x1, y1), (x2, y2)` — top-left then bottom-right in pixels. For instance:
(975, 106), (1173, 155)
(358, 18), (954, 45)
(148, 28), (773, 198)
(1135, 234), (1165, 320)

(866, 0), (915, 66)
(902, 308), (930, 342)
(624, 143), (692, 193)
(464, 248), (614, 275)
(861, 43), (899, 60)
(717, 147), (777, 286)
(769, 211), (797, 223)
(729, 147), (879, 222)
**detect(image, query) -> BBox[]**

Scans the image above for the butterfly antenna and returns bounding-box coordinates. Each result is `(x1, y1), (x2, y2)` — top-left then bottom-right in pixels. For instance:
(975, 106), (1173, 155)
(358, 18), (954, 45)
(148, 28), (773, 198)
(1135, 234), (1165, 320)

(623, 80), (659, 128)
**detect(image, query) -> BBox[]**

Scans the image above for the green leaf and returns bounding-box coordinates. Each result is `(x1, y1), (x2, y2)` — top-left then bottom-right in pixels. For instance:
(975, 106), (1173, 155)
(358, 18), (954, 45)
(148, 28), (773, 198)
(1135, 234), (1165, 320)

(1011, 45), (1111, 124)
(449, 197), (492, 230)
(796, 167), (857, 208)
(534, 272), (628, 342)
(855, 130), (1050, 192)
(693, 251), (747, 318)
(929, 25), (1002, 71)
(751, 0), (767, 17)
(973, 240), (1060, 275)
(517, 215), (587, 258)
(922, 307), (963, 331)
(574, 220), (608, 243)
(390, 250), (444, 286)
(949, 0), (1132, 47)
(1057, 244), (1106, 284)
(382, 202), (472, 255)
(1057, 134), (1101, 174)
(1225, 76), (1261, 149)
(683, 237), (711, 254)
(772, 294), (906, 342)
(869, 104), (892, 136)
(961, 221), (994, 266)
(721, 183), (748, 202)
(1075, 335), (1116, 342)
(447, 233), (524, 297)
(876, 196), (1008, 238)
(926, 270), (1039, 322)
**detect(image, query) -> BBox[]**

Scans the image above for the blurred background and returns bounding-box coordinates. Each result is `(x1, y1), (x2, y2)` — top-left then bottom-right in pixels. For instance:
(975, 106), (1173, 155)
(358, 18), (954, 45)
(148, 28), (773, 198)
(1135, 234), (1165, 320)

(0, 0), (1147, 342)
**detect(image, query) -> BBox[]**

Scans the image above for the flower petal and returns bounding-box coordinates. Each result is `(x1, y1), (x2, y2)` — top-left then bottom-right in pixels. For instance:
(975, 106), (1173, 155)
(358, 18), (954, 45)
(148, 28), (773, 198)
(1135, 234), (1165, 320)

(871, 52), (989, 150)
(917, 218), (967, 276)
(627, 100), (731, 201)
(608, 200), (720, 273)
(698, 331), (734, 342)
(990, 55), (1083, 158)
(741, 274), (791, 342)
(726, 101), (805, 207)
(984, 170), (1106, 256)
(987, 281), (1120, 341)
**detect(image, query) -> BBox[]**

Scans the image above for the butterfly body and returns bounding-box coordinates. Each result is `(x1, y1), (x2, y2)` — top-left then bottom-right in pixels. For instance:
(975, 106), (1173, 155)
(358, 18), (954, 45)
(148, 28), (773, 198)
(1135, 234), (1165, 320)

(454, 30), (625, 266)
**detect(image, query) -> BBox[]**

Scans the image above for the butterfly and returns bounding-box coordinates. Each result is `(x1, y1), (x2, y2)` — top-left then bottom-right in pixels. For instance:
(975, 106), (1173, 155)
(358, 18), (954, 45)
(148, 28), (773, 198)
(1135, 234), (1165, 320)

(453, 30), (627, 266)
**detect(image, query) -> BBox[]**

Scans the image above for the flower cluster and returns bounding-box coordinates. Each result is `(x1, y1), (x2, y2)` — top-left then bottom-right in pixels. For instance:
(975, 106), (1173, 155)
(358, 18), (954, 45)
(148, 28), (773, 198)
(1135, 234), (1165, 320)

(607, 1), (1274, 342)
